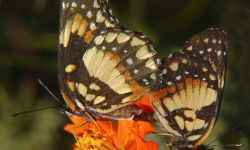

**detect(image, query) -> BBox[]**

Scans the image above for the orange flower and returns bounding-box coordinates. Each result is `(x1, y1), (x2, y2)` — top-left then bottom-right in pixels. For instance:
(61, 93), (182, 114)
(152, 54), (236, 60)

(64, 96), (157, 150)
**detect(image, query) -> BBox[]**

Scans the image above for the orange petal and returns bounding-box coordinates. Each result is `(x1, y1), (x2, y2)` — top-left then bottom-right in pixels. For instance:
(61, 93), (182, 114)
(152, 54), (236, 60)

(132, 95), (154, 113)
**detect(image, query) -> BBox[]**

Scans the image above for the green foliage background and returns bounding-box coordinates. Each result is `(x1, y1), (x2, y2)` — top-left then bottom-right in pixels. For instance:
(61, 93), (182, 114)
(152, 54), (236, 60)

(0, 0), (250, 149)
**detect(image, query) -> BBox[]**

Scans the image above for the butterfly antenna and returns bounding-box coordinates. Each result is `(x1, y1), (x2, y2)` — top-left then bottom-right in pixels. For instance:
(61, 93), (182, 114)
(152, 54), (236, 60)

(12, 79), (64, 117)
(38, 79), (63, 104)
(12, 105), (59, 117)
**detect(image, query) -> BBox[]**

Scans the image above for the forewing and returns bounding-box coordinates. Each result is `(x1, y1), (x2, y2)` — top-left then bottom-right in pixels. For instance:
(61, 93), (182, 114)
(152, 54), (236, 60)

(58, 0), (118, 111)
(150, 28), (227, 147)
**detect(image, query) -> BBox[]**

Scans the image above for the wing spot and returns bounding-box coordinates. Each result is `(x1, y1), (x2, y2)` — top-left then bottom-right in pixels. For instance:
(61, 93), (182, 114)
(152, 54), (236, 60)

(145, 58), (157, 70)
(202, 67), (208, 72)
(81, 4), (86, 9)
(90, 22), (97, 31)
(167, 81), (172, 86)
(193, 119), (206, 130)
(199, 50), (204, 54)
(176, 75), (182, 80)
(209, 74), (216, 81)
(150, 73), (157, 80)
(207, 48), (212, 52)
(187, 45), (193, 51)
(89, 83), (100, 91)
(96, 10), (105, 23)
(217, 50), (222, 56)
(71, 2), (77, 7)
(65, 64), (77, 73)
(77, 19), (88, 37)
(104, 20), (115, 28)
(188, 135), (202, 141)
(117, 33), (130, 43)
(72, 14), (83, 33)
(184, 110), (196, 119)
(93, 0), (100, 8)
(131, 37), (145, 47)
(136, 45), (153, 60)
(169, 62), (178, 71)
(78, 83), (88, 97)
(162, 69), (167, 74)
(182, 58), (188, 64)
(102, 46), (106, 50)
(105, 32), (117, 43)
(133, 69), (139, 74)
(62, 2), (66, 9)
(93, 96), (106, 105)
(85, 94), (96, 101)
(204, 38), (209, 43)
(63, 20), (73, 47)
(126, 58), (133, 65)
(86, 11), (93, 18)
(212, 39), (217, 44)
(84, 31), (94, 44)
(94, 35), (104, 45)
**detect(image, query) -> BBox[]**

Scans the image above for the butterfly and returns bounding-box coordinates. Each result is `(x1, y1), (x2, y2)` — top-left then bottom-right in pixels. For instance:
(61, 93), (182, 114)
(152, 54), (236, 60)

(149, 28), (228, 149)
(58, 0), (161, 120)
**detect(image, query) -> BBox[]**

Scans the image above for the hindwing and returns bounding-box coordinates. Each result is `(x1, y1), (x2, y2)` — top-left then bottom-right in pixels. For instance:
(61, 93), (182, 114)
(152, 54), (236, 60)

(150, 28), (227, 149)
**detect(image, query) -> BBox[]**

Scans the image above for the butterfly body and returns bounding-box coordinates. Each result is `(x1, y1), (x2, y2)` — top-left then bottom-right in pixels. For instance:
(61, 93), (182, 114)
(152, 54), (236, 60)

(150, 28), (227, 149)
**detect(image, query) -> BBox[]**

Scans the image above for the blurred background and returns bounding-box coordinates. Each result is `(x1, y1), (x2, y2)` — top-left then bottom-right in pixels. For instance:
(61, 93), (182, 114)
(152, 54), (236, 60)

(0, 0), (250, 149)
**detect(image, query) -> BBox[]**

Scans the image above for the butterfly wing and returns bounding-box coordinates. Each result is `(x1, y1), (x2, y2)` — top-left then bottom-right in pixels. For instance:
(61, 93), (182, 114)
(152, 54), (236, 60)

(58, 0), (118, 112)
(150, 28), (227, 148)
(58, 0), (161, 118)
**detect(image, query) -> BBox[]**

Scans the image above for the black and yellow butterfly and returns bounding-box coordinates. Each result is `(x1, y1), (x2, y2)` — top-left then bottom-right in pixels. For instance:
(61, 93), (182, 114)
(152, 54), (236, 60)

(150, 28), (227, 149)
(58, 0), (161, 120)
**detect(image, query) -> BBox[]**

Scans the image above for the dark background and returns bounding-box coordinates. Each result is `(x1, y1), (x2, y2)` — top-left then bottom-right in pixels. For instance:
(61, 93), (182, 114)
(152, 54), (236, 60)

(0, 0), (250, 149)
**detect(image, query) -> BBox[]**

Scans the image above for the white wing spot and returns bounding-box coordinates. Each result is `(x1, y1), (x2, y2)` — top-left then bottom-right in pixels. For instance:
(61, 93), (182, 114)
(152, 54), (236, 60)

(62, 2), (66, 9)
(81, 4), (86, 9)
(126, 58), (133, 65)
(207, 48), (212, 52)
(176, 75), (182, 80)
(71, 2), (77, 7)
(217, 50), (222, 56)
(87, 11), (93, 18)
(133, 69), (139, 74)
(209, 74), (216, 81)
(199, 50), (204, 54)
(102, 46), (106, 50)
(90, 22), (97, 31)
(167, 81), (172, 86)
